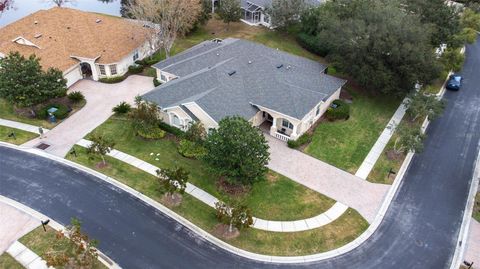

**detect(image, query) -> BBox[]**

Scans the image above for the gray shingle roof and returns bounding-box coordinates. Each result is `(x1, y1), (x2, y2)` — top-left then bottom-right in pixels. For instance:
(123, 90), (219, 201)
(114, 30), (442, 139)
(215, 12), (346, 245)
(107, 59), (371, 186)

(143, 38), (346, 122)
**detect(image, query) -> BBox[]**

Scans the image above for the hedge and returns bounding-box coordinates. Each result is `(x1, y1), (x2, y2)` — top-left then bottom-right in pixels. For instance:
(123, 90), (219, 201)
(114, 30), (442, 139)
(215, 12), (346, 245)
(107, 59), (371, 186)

(99, 75), (127, 84)
(177, 139), (207, 159)
(153, 78), (162, 87)
(325, 99), (350, 121)
(297, 33), (330, 57)
(158, 121), (184, 137)
(67, 91), (85, 103)
(137, 125), (166, 139)
(287, 133), (313, 148)
(37, 103), (70, 120)
(128, 64), (144, 74)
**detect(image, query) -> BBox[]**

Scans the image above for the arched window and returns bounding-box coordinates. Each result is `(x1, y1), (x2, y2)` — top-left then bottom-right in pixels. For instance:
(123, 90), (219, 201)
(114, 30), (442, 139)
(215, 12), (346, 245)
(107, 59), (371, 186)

(172, 114), (181, 126)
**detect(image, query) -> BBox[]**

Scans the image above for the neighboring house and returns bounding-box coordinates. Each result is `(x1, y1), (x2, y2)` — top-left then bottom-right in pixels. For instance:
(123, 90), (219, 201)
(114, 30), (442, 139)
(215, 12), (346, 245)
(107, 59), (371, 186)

(212, 0), (323, 27)
(143, 38), (345, 141)
(0, 7), (155, 87)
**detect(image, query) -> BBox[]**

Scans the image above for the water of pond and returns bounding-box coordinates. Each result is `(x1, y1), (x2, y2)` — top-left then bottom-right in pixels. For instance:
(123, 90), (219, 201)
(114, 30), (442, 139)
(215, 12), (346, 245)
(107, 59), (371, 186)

(0, 0), (123, 27)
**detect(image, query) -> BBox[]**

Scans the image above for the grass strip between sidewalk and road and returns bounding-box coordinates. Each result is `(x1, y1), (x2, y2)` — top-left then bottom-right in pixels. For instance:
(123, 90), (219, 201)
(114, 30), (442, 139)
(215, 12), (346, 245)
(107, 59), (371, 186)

(19, 226), (107, 269)
(66, 145), (368, 256)
(0, 253), (23, 269)
(0, 126), (38, 145)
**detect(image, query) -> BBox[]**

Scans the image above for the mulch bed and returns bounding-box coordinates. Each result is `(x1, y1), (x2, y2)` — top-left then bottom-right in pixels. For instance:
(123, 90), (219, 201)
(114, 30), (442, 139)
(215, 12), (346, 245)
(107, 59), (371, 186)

(14, 96), (74, 119)
(162, 193), (183, 207)
(386, 149), (404, 161)
(212, 223), (240, 240)
(216, 177), (251, 197)
(95, 162), (110, 169)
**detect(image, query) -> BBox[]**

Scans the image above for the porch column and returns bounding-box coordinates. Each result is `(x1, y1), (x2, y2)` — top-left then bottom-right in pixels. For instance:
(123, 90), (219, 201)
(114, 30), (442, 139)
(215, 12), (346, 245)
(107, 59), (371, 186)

(291, 123), (299, 140)
(269, 117), (277, 136)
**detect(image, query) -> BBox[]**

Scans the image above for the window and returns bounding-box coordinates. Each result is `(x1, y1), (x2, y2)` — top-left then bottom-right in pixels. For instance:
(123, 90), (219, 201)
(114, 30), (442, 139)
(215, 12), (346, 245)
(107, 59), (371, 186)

(282, 119), (293, 129)
(172, 114), (181, 126)
(160, 73), (167, 82)
(109, 64), (117, 75)
(99, 65), (106, 76)
(264, 14), (270, 24)
(133, 50), (139, 61)
(316, 105), (320, 116)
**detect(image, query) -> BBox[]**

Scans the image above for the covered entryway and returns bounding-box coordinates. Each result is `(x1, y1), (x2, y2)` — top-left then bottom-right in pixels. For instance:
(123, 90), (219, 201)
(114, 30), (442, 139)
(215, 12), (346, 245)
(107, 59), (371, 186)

(80, 62), (93, 79)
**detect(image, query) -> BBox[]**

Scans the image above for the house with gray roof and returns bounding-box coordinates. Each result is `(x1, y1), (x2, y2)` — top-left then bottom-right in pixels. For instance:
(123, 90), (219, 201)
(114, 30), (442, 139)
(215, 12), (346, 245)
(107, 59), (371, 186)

(143, 38), (346, 141)
(212, 0), (323, 27)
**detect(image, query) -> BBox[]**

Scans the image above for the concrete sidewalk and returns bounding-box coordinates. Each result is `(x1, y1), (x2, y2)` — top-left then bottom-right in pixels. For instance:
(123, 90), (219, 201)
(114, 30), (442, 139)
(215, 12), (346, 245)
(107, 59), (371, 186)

(465, 218), (480, 266)
(7, 241), (52, 269)
(266, 135), (389, 223)
(0, 201), (38, 254)
(22, 76), (154, 157)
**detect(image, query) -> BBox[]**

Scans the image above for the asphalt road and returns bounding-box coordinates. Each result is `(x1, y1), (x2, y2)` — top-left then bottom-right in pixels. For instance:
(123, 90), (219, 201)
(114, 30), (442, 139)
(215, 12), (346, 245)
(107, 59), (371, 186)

(1, 40), (479, 268)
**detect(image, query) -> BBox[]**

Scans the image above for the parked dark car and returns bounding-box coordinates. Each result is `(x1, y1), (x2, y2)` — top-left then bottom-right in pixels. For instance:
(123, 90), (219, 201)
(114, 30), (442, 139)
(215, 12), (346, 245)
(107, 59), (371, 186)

(446, 74), (463, 91)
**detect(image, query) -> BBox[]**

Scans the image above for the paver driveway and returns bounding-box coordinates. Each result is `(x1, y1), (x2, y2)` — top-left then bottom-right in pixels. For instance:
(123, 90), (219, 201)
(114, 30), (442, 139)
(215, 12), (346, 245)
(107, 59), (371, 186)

(0, 201), (38, 253)
(22, 76), (154, 157)
(266, 135), (390, 222)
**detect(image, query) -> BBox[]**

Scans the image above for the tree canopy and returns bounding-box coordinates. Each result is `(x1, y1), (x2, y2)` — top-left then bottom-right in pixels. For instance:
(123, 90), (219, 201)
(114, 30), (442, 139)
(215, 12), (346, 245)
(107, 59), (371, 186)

(217, 0), (242, 29)
(0, 52), (67, 107)
(203, 116), (270, 185)
(298, 0), (443, 94)
(266, 0), (307, 30)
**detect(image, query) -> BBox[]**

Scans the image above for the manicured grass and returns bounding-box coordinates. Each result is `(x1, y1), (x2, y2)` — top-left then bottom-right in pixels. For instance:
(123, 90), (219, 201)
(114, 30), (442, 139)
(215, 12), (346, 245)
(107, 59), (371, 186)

(423, 70), (449, 95)
(0, 126), (37, 145)
(305, 89), (402, 174)
(0, 253), (23, 269)
(148, 17), (325, 65)
(367, 137), (406, 184)
(474, 192), (480, 222)
(86, 115), (335, 221)
(20, 226), (107, 269)
(66, 147), (368, 256)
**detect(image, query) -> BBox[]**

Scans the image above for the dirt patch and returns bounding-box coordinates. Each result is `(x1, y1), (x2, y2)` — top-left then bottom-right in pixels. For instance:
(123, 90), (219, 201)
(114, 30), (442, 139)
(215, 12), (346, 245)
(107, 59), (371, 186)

(216, 177), (250, 197)
(386, 150), (404, 161)
(162, 193), (183, 207)
(212, 223), (240, 240)
(95, 162), (110, 169)
(340, 88), (353, 102)
(266, 172), (279, 183)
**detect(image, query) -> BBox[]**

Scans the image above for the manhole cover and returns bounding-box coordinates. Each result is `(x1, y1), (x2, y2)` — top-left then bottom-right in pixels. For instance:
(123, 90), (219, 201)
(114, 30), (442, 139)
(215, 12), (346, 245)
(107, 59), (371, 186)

(36, 143), (50, 150)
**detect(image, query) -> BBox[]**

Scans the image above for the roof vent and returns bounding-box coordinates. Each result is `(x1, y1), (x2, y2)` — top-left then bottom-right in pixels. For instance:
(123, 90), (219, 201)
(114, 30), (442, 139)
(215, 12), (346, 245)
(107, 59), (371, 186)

(216, 53), (220, 56)
(96, 19), (102, 23)
(276, 64), (283, 69)
(286, 65), (291, 70)
(34, 33), (42, 39)
(67, 26), (70, 30)
(248, 60), (252, 64)
(212, 38), (223, 43)
(34, 21), (38, 25)
(228, 70), (236, 76)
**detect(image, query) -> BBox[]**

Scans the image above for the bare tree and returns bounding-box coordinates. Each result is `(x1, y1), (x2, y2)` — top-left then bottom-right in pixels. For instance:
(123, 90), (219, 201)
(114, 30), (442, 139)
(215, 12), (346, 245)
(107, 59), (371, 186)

(125, 0), (202, 58)
(44, 0), (76, 7)
(0, 0), (14, 17)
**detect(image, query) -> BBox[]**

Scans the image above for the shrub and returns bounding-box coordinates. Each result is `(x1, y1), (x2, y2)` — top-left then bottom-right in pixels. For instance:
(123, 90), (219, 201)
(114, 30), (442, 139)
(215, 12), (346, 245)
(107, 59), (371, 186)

(128, 64), (144, 74)
(135, 59), (147, 66)
(67, 91), (85, 103)
(153, 78), (162, 87)
(137, 125), (166, 139)
(99, 75), (127, 84)
(287, 133), (313, 148)
(37, 103), (70, 120)
(297, 33), (330, 57)
(112, 102), (131, 114)
(178, 139), (207, 159)
(325, 99), (350, 121)
(159, 121), (185, 136)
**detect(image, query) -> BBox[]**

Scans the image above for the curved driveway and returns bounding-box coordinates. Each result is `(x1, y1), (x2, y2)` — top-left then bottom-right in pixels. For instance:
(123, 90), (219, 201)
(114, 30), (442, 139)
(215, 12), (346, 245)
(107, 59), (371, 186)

(1, 40), (480, 268)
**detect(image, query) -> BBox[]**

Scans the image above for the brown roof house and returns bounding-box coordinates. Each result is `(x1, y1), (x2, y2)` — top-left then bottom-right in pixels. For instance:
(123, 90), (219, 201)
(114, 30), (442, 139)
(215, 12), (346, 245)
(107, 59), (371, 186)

(0, 7), (156, 87)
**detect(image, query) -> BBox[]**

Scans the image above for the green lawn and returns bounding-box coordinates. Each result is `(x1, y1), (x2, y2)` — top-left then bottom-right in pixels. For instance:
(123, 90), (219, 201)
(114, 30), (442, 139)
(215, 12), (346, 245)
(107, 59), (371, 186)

(0, 126), (37, 145)
(0, 253), (23, 269)
(66, 146), (368, 256)
(305, 89), (402, 174)
(367, 137), (406, 184)
(20, 226), (107, 269)
(474, 192), (480, 222)
(147, 17), (325, 65)
(86, 115), (335, 221)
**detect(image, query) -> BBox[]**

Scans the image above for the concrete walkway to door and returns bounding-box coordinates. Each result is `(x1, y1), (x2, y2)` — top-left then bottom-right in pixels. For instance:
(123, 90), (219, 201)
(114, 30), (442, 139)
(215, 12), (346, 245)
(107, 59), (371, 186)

(22, 76), (154, 157)
(266, 135), (390, 222)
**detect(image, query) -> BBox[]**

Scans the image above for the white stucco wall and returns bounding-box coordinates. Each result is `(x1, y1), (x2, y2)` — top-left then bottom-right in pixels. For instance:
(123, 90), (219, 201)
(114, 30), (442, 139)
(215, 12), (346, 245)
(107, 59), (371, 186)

(183, 103), (218, 130)
(298, 87), (342, 135)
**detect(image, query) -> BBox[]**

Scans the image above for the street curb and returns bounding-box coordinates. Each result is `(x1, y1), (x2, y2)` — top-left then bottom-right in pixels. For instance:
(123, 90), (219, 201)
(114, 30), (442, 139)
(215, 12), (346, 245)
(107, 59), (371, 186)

(0, 195), (121, 269)
(448, 118), (480, 267)
(0, 141), (415, 263)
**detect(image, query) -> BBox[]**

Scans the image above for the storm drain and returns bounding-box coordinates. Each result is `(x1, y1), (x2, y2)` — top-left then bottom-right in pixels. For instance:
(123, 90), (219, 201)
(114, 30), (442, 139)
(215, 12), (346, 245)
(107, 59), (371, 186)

(36, 143), (50, 150)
